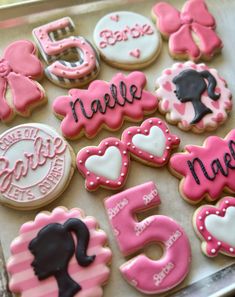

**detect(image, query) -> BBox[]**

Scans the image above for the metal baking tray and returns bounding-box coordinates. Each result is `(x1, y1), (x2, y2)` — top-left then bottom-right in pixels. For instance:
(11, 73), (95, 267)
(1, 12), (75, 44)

(0, 0), (234, 296)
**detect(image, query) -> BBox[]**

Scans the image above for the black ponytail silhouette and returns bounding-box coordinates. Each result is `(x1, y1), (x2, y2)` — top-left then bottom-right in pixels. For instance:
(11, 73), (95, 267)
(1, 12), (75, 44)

(29, 218), (95, 297)
(173, 69), (220, 124)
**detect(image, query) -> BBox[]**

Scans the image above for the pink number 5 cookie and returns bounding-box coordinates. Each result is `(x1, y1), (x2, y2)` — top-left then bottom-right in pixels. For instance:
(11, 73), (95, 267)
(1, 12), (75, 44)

(7, 207), (112, 297)
(156, 61), (232, 133)
(0, 40), (45, 122)
(152, 0), (222, 61)
(193, 197), (235, 257)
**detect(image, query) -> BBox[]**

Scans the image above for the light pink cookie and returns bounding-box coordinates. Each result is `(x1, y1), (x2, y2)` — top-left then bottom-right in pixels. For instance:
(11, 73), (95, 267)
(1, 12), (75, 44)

(170, 129), (235, 204)
(53, 71), (158, 139)
(152, 0), (222, 61)
(0, 40), (45, 122)
(7, 206), (112, 297)
(193, 197), (235, 257)
(77, 138), (130, 191)
(104, 182), (191, 294)
(156, 61), (232, 133)
(121, 117), (180, 167)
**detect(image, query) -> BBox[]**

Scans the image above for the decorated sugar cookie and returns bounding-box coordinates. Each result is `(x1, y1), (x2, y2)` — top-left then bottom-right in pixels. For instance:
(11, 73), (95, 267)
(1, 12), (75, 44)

(33, 17), (100, 88)
(53, 71), (158, 139)
(0, 40), (45, 122)
(156, 62), (232, 133)
(93, 11), (161, 69)
(7, 207), (112, 297)
(193, 197), (235, 257)
(0, 123), (75, 210)
(170, 129), (235, 204)
(152, 0), (222, 61)
(121, 118), (180, 167)
(77, 138), (130, 191)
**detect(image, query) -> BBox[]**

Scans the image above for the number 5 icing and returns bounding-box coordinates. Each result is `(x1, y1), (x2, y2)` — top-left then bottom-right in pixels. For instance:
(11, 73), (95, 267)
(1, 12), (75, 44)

(33, 17), (100, 88)
(104, 182), (191, 294)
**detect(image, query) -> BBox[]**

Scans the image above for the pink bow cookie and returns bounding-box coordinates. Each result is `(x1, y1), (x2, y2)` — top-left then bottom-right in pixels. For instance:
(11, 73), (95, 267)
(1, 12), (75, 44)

(152, 0), (222, 61)
(0, 40), (45, 122)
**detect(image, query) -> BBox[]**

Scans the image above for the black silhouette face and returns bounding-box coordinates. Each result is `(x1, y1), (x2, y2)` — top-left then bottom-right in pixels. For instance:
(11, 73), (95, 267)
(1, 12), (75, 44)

(173, 69), (206, 103)
(29, 223), (74, 280)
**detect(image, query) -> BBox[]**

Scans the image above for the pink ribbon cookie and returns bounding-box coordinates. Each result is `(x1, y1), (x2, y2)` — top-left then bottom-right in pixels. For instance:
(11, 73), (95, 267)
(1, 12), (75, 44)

(77, 138), (130, 191)
(170, 129), (235, 204)
(104, 182), (191, 294)
(156, 61), (232, 133)
(152, 0), (222, 61)
(7, 207), (112, 297)
(53, 71), (158, 139)
(0, 40), (45, 122)
(121, 117), (180, 167)
(193, 197), (235, 257)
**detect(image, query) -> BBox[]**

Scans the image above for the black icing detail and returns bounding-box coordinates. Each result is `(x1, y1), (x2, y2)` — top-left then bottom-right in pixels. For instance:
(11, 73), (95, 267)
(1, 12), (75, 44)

(173, 69), (220, 124)
(70, 81), (143, 123)
(29, 218), (95, 297)
(187, 140), (235, 185)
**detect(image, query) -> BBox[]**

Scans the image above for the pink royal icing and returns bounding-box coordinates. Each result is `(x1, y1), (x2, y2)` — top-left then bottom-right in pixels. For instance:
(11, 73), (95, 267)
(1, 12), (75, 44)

(76, 138), (130, 191)
(170, 129), (235, 204)
(152, 0), (222, 60)
(194, 197), (235, 257)
(0, 40), (44, 121)
(104, 182), (191, 294)
(53, 71), (158, 139)
(121, 117), (180, 167)
(7, 207), (112, 297)
(156, 61), (232, 132)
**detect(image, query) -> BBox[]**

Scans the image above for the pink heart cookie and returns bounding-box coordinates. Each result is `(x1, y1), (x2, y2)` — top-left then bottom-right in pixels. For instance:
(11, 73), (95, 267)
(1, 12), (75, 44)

(193, 197), (235, 257)
(77, 138), (130, 191)
(122, 118), (180, 167)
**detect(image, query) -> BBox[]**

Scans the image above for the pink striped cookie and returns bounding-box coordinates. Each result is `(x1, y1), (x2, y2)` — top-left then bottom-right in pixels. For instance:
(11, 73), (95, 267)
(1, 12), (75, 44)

(7, 207), (112, 297)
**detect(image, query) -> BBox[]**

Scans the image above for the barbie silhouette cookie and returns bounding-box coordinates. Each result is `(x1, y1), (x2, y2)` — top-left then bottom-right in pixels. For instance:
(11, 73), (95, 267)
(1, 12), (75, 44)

(152, 0), (222, 61)
(7, 207), (112, 297)
(156, 62), (232, 133)
(193, 197), (235, 257)
(0, 123), (75, 210)
(93, 11), (161, 69)
(0, 40), (45, 122)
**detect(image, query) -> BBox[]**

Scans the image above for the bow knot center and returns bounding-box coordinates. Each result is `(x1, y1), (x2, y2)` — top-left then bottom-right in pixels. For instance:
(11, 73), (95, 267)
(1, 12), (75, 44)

(180, 14), (193, 25)
(0, 59), (11, 78)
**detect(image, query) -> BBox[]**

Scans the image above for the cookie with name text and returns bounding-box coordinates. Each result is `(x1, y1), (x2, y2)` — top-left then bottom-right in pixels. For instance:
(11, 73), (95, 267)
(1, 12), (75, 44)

(156, 61), (232, 133)
(7, 206), (112, 297)
(170, 129), (235, 204)
(93, 11), (161, 69)
(0, 123), (75, 210)
(53, 71), (158, 139)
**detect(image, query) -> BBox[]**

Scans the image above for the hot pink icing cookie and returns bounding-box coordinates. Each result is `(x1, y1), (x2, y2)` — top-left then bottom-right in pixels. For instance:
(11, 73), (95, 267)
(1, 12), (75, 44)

(152, 0), (222, 61)
(53, 71), (158, 139)
(104, 182), (191, 294)
(77, 138), (130, 191)
(121, 117), (180, 167)
(0, 123), (75, 210)
(193, 197), (235, 257)
(156, 61), (232, 133)
(0, 40), (45, 122)
(33, 17), (100, 88)
(7, 206), (112, 297)
(93, 11), (161, 69)
(170, 129), (235, 204)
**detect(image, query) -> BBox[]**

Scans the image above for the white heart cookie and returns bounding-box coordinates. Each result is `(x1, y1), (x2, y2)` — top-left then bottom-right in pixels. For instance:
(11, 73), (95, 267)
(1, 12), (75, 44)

(205, 207), (235, 247)
(85, 146), (122, 180)
(132, 126), (166, 156)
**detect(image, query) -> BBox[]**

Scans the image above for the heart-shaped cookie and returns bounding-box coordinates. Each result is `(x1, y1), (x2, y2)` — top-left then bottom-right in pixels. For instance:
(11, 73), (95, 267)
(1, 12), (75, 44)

(122, 118), (180, 167)
(77, 138), (130, 191)
(193, 197), (235, 257)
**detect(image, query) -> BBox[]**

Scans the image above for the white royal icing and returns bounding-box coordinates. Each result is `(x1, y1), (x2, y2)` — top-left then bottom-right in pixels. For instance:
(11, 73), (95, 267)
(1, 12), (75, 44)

(93, 11), (161, 65)
(132, 126), (166, 156)
(85, 146), (122, 180)
(205, 207), (235, 247)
